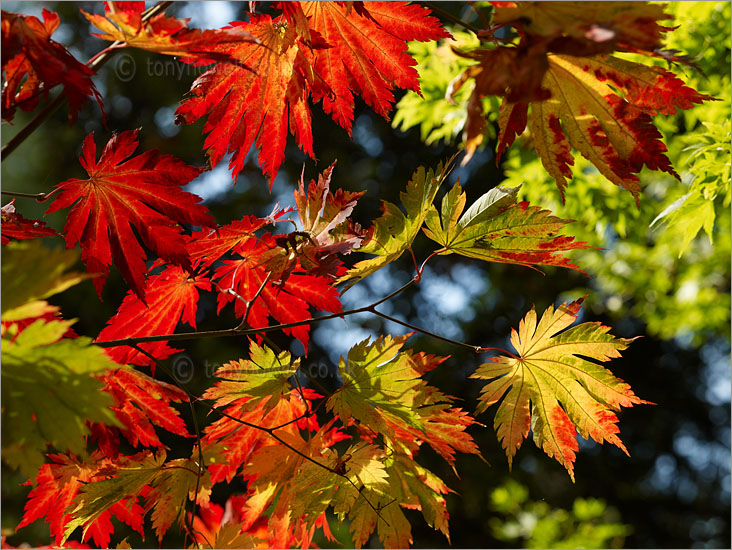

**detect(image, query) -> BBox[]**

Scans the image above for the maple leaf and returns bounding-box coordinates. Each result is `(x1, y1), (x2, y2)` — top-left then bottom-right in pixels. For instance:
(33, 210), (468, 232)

(453, 3), (712, 201)
(490, 1), (673, 54)
(187, 215), (273, 268)
(95, 264), (211, 367)
(82, 1), (256, 62)
(293, 162), (367, 276)
(423, 182), (590, 272)
(326, 334), (473, 457)
(46, 129), (215, 299)
(471, 297), (649, 480)
(96, 367), (189, 453)
(343, 453), (451, 548)
(202, 389), (319, 484)
(1, 9), (102, 123)
(1, 318), (119, 478)
(288, 1), (450, 133)
(340, 346), (481, 469)
(1, 240), (90, 320)
(175, 14), (323, 182)
(493, 54), (713, 203)
(177, 3), (448, 182)
(202, 341), (299, 413)
(63, 450), (211, 544)
(190, 501), (262, 549)
(338, 159), (452, 290)
(17, 452), (145, 549)
(1, 200), (58, 244)
(287, 438), (390, 529)
(213, 233), (342, 351)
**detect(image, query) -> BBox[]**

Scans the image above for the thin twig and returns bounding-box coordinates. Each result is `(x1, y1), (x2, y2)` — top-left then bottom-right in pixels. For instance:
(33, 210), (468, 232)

(370, 308), (485, 354)
(95, 279), (420, 349)
(422, 1), (483, 35)
(1, 190), (52, 201)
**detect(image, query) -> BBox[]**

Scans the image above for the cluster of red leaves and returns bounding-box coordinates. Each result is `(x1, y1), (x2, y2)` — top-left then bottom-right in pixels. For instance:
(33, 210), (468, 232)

(1, 9), (102, 123)
(175, 1), (450, 182)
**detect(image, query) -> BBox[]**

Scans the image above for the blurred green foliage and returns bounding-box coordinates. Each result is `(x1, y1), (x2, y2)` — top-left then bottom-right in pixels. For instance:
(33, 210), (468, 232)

(392, 30), (501, 147)
(489, 480), (631, 549)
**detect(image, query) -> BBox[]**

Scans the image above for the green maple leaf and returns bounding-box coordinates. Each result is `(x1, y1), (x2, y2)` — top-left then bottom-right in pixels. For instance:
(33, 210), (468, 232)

(203, 341), (298, 412)
(337, 158), (453, 289)
(1, 240), (91, 320)
(64, 451), (165, 543)
(423, 182), (589, 272)
(1, 318), (118, 478)
(471, 298), (648, 481)
(342, 453), (451, 548)
(326, 335), (441, 436)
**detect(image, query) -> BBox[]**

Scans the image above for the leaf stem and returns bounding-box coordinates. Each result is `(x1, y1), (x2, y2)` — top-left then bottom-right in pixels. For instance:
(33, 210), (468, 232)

(369, 309), (484, 354)
(1, 190), (52, 201)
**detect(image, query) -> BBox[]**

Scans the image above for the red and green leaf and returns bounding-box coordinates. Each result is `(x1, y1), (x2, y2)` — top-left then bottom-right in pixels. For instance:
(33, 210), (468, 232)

(471, 297), (649, 480)
(17, 452), (144, 549)
(423, 182), (590, 272)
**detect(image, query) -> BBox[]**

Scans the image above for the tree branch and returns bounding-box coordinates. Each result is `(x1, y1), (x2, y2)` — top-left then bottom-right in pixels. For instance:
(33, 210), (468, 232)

(369, 308), (485, 353)
(421, 1), (483, 35)
(95, 277), (420, 349)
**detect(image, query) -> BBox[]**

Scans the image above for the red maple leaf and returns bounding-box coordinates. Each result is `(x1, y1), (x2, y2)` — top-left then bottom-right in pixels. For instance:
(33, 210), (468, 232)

(45, 129), (215, 299)
(187, 215), (274, 268)
(92, 368), (190, 455)
(213, 233), (342, 352)
(289, 1), (450, 132)
(16, 453), (144, 549)
(1, 199), (58, 244)
(1, 9), (102, 123)
(176, 2), (449, 182)
(175, 14), (322, 183)
(95, 264), (210, 367)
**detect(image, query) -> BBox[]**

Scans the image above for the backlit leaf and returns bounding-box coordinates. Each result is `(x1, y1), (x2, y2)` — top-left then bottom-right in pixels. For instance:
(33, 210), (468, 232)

(46, 129), (215, 299)
(471, 297), (648, 480)
(2, 318), (118, 478)
(1, 9), (102, 122)
(423, 182), (590, 272)
(338, 159), (452, 289)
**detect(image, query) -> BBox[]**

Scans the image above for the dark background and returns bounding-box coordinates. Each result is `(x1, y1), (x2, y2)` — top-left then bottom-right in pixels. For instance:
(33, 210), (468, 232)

(2, 2), (729, 548)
